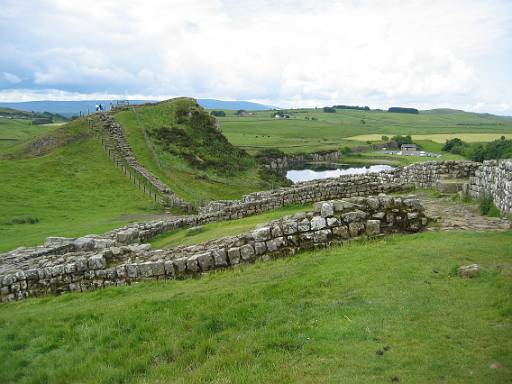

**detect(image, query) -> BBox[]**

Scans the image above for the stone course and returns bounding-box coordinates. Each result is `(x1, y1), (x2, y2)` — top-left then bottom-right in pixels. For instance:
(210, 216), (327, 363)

(0, 195), (427, 302)
(465, 159), (512, 215)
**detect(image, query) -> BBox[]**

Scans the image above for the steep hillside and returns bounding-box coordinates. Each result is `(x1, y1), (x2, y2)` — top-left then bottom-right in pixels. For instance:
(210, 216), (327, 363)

(114, 98), (287, 204)
(0, 119), (159, 252)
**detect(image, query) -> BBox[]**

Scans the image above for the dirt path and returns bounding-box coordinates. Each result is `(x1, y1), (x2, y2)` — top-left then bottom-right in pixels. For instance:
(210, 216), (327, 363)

(417, 192), (511, 232)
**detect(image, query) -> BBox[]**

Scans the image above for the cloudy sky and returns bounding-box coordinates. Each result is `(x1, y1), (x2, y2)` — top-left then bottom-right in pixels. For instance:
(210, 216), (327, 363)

(1, 0), (511, 114)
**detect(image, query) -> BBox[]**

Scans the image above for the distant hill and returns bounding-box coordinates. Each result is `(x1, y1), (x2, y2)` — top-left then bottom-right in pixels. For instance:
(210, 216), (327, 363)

(0, 106), (67, 121)
(197, 99), (274, 111)
(0, 99), (274, 117)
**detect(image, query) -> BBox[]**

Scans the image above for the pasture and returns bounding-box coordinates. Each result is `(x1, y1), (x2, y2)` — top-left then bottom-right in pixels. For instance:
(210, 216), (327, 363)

(347, 133), (512, 143)
(1, 231), (510, 383)
(217, 108), (512, 154)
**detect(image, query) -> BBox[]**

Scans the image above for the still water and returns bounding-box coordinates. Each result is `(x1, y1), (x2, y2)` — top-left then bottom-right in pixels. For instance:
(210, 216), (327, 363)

(286, 164), (394, 183)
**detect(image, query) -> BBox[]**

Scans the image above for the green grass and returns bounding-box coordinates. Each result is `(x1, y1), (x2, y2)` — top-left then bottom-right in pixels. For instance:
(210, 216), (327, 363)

(347, 133), (512, 143)
(0, 118), (56, 152)
(114, 101), (284, 204)
(151, 204), (312, 248)
(0, 119), (160, 253)
(217, 108), (512, 155)
(1, 231), (511, 383)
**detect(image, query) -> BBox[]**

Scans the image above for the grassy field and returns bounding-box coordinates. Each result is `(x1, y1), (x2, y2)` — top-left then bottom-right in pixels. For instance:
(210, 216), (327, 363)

(217, 108), (512, 155)
(151, 204), (312, 249)
(0, 117), (56, 152)
(1, 230), (511, 383)
(0, 119), (160, 253)
(347, 133), (512, 143)
(114, 100), (285, 204)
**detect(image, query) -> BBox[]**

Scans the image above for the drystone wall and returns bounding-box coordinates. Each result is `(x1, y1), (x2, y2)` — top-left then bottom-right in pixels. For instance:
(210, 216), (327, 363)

(0, 195), (427, 302)
(96, 113), (190, 209)
(200, 160), (480, 214)
(0, 160), (483, 273)
(466, 159), (512, 214)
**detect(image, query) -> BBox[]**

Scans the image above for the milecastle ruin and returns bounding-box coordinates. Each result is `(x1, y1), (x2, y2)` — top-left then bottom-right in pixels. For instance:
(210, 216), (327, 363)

(1, 157), (511, 302)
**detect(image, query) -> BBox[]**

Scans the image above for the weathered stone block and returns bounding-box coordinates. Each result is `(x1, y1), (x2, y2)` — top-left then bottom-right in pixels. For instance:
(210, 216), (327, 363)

(186, 257), (200, 273)
(173, 258), (187, 274)
(282, 220), (298, 235)
(227, 247), (241, 264)
(126, 264), (138, 278)
(342, 210), (368, 223)
(139, 263), (154, 277)
(74, 237), (95, 251)
(320, 202), (334, 218)
(312, 229), (331, 243)
(298, 218), (310, 232)
(349, 222), (365, 237)
(194, 252), (214, 271)
(88, 255), (106, 270)
(212, 248), (228, 267)
(116, 228), (139, 244)
(240, 244), (255, 261)
(366, 220), (381, 236)
(332, 225), (349, 239)
(310, 216), (327, 230)
(254, 241), (267, 255)
(252, 227), (271, 241)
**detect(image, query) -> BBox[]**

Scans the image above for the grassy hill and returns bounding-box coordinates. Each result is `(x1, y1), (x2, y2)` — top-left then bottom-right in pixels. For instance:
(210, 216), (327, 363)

(216, 108), (512, 156)
(0, 109), (68, 152)
(0, 119), (160, 253)
(114, 98), (287, 204)
(0, 230), (510, 383)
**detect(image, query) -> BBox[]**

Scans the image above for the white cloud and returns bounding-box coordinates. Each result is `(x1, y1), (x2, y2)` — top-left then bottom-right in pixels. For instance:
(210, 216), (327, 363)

(1, 72), (22, 84)
(0, 0), (511, 113)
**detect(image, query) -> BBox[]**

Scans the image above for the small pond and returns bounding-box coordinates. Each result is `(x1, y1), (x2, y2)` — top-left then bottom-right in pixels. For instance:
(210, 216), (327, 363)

(286, 164), (394, 183)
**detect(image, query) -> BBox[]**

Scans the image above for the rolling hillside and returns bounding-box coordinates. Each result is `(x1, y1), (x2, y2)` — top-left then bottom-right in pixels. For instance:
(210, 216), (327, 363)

(217, 107), (512, 154)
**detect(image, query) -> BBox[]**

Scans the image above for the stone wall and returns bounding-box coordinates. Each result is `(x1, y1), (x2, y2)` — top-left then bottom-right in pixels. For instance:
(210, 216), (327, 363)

(0, 195), (427, 302)
(200, 160), (480, 214)
(96, 113), (191, 209)
(0, 160), (484, 272)
(466, 159), (512, 214)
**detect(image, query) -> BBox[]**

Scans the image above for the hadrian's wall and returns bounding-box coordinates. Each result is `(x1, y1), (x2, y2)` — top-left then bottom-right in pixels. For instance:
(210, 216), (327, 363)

(200, 160), (480, 214)
(0, 195), (427, 302)
(466, 159), (512, 215)
(0, 160), (488, 274)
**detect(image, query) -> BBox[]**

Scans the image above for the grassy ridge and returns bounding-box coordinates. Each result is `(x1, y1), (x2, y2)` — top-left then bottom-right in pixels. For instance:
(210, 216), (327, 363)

(0, 231), (510, 383)
(217, 108), (512, 154)
(0, 119), (159, 253)
(115, 100), (285, 204)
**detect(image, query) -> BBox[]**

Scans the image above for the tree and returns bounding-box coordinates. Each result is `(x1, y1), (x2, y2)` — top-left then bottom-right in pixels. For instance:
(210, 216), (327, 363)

(381, 135), (389, 141)
(442, 138), (464, 152)
(388, 107), (419, 114)
(210, 110), (226, 117)
(323, 106), (336, 113)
